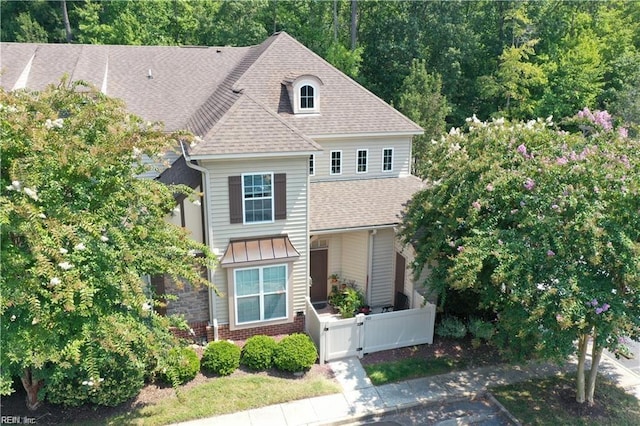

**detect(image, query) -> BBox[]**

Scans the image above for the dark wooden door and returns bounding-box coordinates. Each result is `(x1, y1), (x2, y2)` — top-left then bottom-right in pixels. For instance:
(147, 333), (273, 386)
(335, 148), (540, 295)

(394, 252), (406, 295)
(310, 249), (328, 302)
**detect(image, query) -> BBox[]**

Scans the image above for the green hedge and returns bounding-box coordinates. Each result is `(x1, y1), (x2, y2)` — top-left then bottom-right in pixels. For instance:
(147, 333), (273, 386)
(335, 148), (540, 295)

(272, 333), (318, 373)
(201, 340), (241, 376)
(241, 335), (278, 371)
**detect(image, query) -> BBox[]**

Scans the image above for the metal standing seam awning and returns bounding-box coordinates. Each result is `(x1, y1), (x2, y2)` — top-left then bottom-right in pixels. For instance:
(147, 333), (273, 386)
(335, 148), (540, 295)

(220, 235), (300, 267)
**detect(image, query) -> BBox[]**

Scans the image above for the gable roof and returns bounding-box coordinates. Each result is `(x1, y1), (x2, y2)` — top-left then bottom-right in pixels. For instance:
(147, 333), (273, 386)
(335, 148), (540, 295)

(0, 32), (421, 158)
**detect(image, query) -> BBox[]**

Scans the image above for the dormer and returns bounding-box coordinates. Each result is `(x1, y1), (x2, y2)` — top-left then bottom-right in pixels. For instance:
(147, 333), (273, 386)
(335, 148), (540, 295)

(283, 74), (323, 115)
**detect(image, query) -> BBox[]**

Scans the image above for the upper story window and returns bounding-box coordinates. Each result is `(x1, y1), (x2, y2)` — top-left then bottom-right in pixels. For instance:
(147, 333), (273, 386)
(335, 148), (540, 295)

(243, 173), (273, 223)
(300, 85), (315, 110)
(309, 154), (315, 176)
(330, 150), (342, 175)
(357, 149), (368, 173)
(383, 148), (394, 172)
(286, 75), (323, 115)
(229, 174), (287, 224)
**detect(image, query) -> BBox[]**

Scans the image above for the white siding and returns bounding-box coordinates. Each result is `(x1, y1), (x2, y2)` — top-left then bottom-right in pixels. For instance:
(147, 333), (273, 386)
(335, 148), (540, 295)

(340, 231), (368, 293)
(164, 185), (203, 244)
(202, 157), (309, 325)
(311, 136), (412, 181)
(370, 228), (394, 306)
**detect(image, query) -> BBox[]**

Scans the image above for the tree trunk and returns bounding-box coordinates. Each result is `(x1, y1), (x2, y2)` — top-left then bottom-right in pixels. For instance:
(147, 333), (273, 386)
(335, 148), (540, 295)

(586, 342), (603, 406)
(350, 0), (358, 51)
(61, 0), (72, 43)
(21, 367), (44, 411)
(333, 0), (339, 42)
(576, 333), (588, 403)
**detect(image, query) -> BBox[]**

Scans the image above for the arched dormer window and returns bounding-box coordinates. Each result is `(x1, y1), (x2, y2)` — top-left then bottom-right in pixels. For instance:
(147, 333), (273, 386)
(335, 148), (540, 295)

(284, 74), (322, 115)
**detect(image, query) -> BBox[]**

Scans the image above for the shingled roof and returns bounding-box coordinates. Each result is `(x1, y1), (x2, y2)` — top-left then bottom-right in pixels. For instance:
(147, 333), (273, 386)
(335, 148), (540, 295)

(0, 32), (421, 158)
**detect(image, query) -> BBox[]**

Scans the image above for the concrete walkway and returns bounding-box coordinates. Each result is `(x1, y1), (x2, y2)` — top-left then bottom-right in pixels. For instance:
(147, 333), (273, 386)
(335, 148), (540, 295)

(175, 351), (640, 426)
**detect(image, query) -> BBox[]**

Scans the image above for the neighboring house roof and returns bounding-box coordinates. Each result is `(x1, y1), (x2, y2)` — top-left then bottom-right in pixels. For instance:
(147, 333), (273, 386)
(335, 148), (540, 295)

(0, 32), (421, 158)
(309, 176), (426, 232)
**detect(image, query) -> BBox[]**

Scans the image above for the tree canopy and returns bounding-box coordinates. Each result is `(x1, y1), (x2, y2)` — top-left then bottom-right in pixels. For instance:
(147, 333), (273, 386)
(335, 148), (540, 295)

(0, 81), (215, 409)
(400, 111), (640, 405)
(3, 0), (639, 134)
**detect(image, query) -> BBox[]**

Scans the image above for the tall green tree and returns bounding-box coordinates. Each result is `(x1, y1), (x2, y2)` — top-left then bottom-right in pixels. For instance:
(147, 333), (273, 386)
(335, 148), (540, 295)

(401, 112), (640, 406)
(397, 59), (450, 174)
(0, 81), (215, 409)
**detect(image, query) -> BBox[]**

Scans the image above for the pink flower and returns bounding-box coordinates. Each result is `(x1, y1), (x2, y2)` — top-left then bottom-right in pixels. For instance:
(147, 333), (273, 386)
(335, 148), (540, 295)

(556, 157), (568, 165)
(547, 250), (555, 257)
(457, 246), (464, 252)
(517, 144), (528, 156)
(472, 200), (481, 210)
(619, 127), (628, 138)
(601, 303), (610, 312)
(486, 183), (494, 192)
(524, 178), (535, 191)
(590, 299), (598, 307)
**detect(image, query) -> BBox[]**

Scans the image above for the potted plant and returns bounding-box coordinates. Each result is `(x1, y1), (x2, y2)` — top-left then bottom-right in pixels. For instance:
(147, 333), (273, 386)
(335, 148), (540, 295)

(328, 285), (367, 318)
(329, 273), (340, 284)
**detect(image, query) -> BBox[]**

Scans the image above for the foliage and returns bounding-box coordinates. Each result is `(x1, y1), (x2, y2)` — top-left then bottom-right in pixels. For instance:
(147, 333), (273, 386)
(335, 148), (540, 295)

(328, 284), (366, 319)
(435, 316), (468, 339)
(44, 313), (156, 407)
(400, 112), (640, 405)
(201, 341), (241, 376)
(397, 59), (450, 174)
(0, 81), (216, 408)
(241, 335), (277, 371)
(272, 333), (318, 373)
(158, 346), (200, 387)
(468, 317), (495, 348)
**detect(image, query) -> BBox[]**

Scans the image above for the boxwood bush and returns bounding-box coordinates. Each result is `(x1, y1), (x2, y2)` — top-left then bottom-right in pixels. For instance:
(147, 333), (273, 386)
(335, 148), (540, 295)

(158, 346), (200, 386)
(241, 335), (277, 371)
(273, 333), (318, 373)
(201, 340), (241, 376)
(468, 317), (495, 347)
(436, 316), (468, 339)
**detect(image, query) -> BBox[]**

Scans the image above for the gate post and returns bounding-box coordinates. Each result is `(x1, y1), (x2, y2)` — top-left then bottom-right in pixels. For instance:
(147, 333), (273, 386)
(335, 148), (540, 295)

(356, 313), (366, 359)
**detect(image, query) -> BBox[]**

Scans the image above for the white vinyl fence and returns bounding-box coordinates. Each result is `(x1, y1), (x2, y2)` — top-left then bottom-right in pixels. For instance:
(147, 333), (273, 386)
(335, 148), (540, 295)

(306, 298), (436, 364)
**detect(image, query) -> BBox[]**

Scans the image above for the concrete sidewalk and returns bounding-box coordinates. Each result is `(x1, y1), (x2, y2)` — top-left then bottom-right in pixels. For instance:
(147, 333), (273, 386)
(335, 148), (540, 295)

(175, 351), (640, 426)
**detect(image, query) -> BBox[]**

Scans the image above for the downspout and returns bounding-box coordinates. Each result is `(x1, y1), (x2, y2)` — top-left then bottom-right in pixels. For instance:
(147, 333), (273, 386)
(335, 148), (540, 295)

(366, 229), (376, 305)
(180, 142), (217, 328)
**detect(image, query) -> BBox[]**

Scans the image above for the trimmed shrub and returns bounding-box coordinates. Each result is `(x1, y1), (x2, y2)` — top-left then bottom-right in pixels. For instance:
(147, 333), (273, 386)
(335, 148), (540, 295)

(201, 340), (241, 376)
(241, 335), (277, 371)
(468, 317), (495, 340)
(436, 316), (467, 339)
(273, 333), (318, 373)
(159, 346), (200, 386)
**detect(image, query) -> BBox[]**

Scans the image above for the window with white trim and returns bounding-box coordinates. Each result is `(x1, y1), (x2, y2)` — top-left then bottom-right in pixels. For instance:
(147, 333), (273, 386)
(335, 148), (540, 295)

(356, 149), (368, 173)
(235, 264), (287, 324)
(309, 154), (315, 176)
(300, 85), (315, 110)
(243, 173), (273, 223)
(383, 148), (394, 172)
(330, 150), (342, 175)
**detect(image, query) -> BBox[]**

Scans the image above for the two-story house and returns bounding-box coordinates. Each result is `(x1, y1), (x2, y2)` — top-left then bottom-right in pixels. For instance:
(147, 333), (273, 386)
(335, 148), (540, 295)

(1, 32), (424, 342)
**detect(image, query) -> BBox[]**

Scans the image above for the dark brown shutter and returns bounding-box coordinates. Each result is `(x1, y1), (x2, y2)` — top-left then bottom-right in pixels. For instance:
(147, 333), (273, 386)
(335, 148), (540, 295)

(274, 173), (287, 220)
(151, 275), (167, 316)
(228, 176), (243, 224)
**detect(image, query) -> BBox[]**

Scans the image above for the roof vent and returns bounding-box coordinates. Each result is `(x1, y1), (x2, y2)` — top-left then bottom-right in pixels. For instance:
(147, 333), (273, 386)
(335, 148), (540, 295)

(147, 69), (153, 79)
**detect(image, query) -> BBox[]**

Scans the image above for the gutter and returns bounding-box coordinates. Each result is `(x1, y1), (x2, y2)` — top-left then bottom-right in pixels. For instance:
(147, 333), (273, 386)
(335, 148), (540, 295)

(180, 141), (217, 326)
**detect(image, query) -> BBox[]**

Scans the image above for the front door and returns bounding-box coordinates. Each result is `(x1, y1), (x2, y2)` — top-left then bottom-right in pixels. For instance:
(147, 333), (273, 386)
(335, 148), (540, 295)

(310, 249), (328, 302)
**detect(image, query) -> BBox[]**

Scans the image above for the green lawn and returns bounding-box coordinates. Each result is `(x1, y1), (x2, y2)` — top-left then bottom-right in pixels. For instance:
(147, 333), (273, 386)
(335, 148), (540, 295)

(102, 373), (340, 426)
(491, 374), (640, 425)
(363, 356), (465, 385)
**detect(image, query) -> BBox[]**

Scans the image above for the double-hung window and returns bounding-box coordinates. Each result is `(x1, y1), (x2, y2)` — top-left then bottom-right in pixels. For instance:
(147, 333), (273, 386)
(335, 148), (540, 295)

(356, 149), (368, 173)
(330, 150), (342, 175)
(243, 173), (273, 223)
(235, 264), (287, 324)
(382, 148), (394, 172)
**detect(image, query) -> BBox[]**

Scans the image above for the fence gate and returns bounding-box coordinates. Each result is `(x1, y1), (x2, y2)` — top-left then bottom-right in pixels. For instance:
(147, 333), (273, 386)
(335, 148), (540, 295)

(323, 316), (363, 361)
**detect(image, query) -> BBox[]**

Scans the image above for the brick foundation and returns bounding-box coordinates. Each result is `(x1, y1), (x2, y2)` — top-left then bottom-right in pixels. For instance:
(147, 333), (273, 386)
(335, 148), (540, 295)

(169, 320), (209, 342)
(208, 315), (305, 342)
